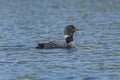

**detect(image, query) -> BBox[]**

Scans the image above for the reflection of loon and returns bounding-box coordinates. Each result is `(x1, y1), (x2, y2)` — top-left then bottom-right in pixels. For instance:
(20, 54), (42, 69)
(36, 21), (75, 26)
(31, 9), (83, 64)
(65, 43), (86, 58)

(36, 25), (79, 49)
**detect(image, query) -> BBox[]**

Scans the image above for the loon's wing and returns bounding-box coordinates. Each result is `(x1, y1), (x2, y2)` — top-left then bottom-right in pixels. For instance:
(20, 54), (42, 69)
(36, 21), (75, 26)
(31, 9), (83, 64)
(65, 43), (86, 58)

(36, 41), (69, 49)
(49, 41), (68, 48)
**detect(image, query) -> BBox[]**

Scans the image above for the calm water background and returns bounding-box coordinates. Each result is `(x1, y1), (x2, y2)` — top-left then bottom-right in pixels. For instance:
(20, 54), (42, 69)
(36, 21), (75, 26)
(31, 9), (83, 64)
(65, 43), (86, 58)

(0, 0), (120, 80)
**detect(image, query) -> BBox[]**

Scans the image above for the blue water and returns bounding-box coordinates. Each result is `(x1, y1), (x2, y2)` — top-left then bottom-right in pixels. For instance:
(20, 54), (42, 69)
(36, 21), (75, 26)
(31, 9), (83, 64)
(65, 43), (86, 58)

(0, 0), (120, 80)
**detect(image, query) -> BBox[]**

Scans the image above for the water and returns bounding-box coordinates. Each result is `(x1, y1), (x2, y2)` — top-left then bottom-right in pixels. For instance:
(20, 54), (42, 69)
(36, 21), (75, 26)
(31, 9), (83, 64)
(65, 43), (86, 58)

(0, 0), (120, 80)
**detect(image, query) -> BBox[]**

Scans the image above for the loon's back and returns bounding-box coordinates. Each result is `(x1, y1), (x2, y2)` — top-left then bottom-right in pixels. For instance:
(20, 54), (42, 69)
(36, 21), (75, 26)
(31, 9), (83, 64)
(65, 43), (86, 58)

(36, 41), (70, 49)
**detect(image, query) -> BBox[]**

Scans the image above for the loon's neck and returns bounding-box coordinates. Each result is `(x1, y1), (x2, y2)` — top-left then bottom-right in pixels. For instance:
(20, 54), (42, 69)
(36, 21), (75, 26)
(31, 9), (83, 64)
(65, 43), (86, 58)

(64, 35), (74, 45)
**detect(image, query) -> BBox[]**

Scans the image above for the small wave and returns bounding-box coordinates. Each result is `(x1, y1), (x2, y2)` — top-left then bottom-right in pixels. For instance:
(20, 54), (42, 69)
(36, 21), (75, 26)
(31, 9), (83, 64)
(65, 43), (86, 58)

(0, 45), (34, 51)
(0, 45), (26, 48)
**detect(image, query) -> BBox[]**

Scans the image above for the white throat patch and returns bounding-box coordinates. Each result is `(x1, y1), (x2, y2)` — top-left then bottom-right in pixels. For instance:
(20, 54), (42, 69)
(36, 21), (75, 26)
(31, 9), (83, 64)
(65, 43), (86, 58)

(64, 35), (70, 38)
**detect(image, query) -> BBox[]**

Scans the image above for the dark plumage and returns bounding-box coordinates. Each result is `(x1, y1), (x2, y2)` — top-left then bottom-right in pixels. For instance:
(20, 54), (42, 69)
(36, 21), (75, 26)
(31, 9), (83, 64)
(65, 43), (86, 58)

(35, 25), (79, 49)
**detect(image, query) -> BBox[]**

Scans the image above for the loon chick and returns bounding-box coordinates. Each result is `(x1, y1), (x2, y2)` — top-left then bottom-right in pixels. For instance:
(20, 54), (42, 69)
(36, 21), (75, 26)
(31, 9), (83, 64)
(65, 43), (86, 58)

(35, 25), (79, 49)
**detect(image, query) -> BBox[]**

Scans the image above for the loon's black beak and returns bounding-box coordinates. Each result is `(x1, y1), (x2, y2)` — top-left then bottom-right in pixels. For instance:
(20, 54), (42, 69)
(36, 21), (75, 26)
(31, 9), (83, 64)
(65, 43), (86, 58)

(75, 28), (80, 31)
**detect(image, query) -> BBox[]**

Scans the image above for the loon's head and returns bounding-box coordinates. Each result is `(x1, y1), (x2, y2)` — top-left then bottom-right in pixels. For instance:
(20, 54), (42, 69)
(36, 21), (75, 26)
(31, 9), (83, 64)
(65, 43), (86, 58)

(64, 25), (79, 44)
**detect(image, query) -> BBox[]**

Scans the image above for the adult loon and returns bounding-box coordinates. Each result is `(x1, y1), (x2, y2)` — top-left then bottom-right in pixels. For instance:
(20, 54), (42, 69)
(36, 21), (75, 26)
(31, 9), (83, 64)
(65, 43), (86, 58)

(35, 25), (79, 49)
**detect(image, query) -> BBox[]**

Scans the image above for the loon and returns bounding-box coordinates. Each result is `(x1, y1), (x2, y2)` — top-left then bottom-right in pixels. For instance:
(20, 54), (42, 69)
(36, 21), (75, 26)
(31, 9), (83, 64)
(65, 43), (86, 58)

(35, 25), (79, 49)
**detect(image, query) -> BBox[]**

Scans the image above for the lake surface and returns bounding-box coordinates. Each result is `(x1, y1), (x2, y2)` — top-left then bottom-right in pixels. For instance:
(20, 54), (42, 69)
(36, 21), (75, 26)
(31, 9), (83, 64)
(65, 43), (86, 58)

(0, 0), (120, 80)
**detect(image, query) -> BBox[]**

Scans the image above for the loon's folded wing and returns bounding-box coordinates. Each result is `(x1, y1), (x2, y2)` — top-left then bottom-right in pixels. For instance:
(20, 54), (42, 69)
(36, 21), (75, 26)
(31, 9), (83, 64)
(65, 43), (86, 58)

(36, 41), (70, 49)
